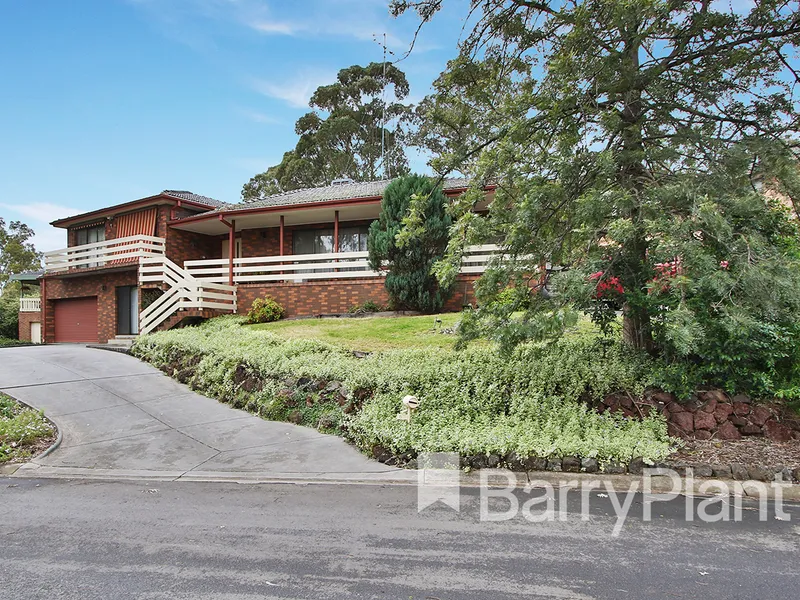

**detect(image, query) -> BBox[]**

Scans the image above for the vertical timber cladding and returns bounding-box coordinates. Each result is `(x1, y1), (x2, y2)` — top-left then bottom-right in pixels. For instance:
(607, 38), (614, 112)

(54, 297), (99, 343)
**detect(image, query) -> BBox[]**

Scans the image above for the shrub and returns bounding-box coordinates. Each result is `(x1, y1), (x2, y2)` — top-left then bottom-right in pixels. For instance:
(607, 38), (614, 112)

(348, 300), (388, 314)
(367, 174), (453, 312)
(132, 317), (674, 464)
(246, 297), (284, 324)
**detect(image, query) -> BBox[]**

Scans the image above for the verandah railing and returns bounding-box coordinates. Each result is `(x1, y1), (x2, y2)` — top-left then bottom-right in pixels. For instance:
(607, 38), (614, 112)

(183, 245), (501, 284)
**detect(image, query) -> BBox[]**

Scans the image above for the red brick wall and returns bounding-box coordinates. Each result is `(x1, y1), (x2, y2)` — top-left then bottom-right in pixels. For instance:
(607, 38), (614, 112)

(235, 274), (478, 318)
(43, 269), (138, 344)
(18, 310), (41, 342)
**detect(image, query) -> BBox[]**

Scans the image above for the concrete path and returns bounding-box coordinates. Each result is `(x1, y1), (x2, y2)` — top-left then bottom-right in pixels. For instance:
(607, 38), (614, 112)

(0, 345), (410, 483)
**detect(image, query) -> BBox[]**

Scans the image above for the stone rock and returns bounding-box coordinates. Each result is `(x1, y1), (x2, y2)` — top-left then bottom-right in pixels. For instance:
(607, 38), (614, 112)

(666, 401), (686, 414)
(546, 458), (563, 472)
(619, 396), (634, 410)
(603, 462), (627, 474)
(764, 420), (794, 443)
(780, 467), (795, 483)
(628, 457), (645, 475)
(749, 406), (773, 427)
(694, 430), (712, 440)
(485, 454), (501, 469)
(732, 393), (752, 404)
(694, 411), (716, 431)
(732, 402), (751, 416)
(562, 456), (581, 473)
(671, 411), (695, 433)
(405, 459), (418, 470)
(730, 415), (748, 427)
(691, 463), (714, 478)
(730, 464), (749, 481)
(713, 404), (734, 423)
(651, 390), (675, 404)
(715, 421), (741, 441)
(581, 457), (599, 473)
(740, 424), (763, 436)
(372, 445), (391, 462)
(504, 452), (525, 471)
(701, 398), (718, 413)
(711, 464), (733, 479)
(747, 466), (774, 483)
(670, 462), (690, 476)
(794, 467), (800, 483)
(667, 423), (687, 439)
(523, 456), (548, 472)
(700, 389), (728, 404)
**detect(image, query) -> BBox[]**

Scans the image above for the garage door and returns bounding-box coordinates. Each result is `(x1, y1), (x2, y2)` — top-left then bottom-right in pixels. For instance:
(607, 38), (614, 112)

(54, 297), (98, 343)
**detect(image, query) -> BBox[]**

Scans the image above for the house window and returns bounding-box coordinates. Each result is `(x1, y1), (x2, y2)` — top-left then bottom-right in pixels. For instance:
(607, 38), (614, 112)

(292, 226), (369, 255)
(75, 225), (105, 247)
(292, 226), (370, 277)
(74, 225), (106, 267)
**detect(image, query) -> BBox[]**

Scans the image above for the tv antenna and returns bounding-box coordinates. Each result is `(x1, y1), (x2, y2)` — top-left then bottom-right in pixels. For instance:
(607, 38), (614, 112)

(373, 33), (396, 180)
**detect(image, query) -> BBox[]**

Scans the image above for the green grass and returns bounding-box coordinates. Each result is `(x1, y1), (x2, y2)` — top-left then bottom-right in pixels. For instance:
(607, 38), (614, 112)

(248, 313), (465, 351)
(0, 393), (56, 463)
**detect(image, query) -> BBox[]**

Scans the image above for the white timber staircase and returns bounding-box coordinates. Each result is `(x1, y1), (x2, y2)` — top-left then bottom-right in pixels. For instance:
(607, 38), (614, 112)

(138, 256), (237, 335)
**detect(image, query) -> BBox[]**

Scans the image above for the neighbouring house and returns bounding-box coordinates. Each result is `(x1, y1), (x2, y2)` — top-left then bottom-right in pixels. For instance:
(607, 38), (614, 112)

(15, 179), (494, 345)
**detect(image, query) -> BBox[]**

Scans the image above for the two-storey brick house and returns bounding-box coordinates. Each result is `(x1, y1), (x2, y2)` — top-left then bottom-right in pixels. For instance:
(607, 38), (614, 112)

(17, 178), (494, 344)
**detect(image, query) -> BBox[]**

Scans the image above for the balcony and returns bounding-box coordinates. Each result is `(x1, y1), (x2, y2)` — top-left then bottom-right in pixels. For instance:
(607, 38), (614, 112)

(19, 297), (41, 312)
(44, 235), (166, 273)
(183, 245), (500, 284)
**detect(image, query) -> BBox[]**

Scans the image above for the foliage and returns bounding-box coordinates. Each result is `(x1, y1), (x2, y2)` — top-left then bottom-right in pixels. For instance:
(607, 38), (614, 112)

(393, 0), (800, 396)
(0, 218), (42, 291)
(0, 337), (32, 348)
(242, 63), (412, 201)
(368, 174), (454, 312)
(246, 296), (284, 324)
(0, 393), (55, 463)
(132, 317), (673, 463)
(348, 300), (389, 314)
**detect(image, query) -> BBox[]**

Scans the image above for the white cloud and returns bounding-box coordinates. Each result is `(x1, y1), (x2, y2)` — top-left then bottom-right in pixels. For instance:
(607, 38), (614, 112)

(0, 203), (76, 252)
(251, 71), (334, 108)
(236, 107), (282, 124)
(250, 20), (297, 35)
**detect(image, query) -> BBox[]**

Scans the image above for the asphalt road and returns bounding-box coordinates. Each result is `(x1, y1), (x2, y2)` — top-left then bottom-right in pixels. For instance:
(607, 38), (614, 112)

(1, 477), (798, 599)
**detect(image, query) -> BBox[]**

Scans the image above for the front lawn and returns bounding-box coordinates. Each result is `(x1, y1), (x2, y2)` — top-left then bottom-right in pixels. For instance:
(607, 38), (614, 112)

(248, 313), (463, 351)
(132, 316), (674, 465)
(0, 393), (56, 463)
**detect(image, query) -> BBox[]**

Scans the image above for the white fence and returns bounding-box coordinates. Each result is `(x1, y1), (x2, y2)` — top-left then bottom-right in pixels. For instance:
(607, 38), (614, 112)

(184, 245), (501, 284)
(138, 256), (237, 334)
(19, 297), (41, 312)
(44, 235), (166, 272)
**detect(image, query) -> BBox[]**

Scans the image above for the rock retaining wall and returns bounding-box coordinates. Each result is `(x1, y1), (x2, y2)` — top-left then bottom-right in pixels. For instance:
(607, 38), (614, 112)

(599, 389), (800, 443)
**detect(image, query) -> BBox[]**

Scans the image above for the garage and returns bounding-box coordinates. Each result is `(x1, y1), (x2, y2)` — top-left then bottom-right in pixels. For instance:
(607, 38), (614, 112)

(54, 297), (99, 343)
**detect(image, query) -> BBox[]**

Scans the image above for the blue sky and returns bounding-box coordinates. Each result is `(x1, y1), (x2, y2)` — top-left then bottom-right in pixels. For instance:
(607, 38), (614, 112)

(0, 0), (467, 251)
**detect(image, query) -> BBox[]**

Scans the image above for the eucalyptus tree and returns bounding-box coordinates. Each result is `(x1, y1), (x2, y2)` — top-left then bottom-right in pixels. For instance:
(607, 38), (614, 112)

(242, 62), (413, 201)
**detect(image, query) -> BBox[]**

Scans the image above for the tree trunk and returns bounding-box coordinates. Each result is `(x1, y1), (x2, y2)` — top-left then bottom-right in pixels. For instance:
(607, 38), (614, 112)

(622, 301), (654, 352)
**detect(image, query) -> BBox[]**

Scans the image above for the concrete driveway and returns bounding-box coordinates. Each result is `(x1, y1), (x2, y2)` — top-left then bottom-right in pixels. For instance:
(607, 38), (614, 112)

(0, 345), (408, 483)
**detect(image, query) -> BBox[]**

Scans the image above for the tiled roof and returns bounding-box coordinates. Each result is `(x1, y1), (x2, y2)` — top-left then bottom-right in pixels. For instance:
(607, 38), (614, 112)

(207, 177), (471, 213)
(162, 190), (226, 208)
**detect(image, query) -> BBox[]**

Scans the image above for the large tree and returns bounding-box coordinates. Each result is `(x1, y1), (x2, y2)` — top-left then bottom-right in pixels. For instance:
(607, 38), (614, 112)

(393, 0), (800, 394)
(0, 218), (41, 291)
(0, 218), (42, 339)
(242, 63), (413, 201)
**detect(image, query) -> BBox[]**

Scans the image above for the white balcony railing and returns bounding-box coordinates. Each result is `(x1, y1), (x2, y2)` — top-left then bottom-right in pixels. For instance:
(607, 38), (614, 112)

(184, 245), (501, 284)
(19, 297), (41, 312)
(44, 235), (166, 272)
